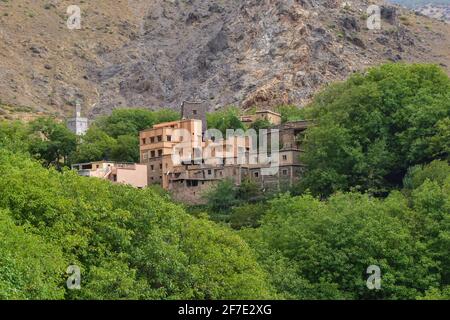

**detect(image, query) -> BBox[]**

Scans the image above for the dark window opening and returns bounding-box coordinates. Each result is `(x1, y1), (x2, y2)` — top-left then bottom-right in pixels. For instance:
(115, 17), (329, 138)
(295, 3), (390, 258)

(187, 180), (199, 187)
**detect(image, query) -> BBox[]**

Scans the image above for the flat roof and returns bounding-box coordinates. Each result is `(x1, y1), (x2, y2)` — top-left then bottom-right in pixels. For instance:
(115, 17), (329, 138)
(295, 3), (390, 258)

(255, 110), (281, 116)
(141, 118), (201, 132)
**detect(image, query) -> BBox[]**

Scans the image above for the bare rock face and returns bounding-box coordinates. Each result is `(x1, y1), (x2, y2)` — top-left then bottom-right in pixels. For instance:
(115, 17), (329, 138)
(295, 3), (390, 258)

(415, 3), (450, 23)
(0, 0), (449, 117)
(88, 0), (450, 115)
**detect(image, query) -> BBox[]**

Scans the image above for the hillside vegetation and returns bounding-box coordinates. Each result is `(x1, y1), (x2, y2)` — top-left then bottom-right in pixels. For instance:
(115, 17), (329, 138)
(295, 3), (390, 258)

(0, 63), (449, 299)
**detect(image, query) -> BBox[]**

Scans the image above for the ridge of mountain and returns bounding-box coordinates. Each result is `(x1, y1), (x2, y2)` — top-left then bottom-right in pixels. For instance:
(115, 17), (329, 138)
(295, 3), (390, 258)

(0, 0), (449, 119)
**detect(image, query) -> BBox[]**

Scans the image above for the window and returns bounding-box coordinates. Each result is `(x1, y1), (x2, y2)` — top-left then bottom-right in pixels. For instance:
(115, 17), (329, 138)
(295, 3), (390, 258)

(157, 136), (162, 142)
(142, 138), (146, 145)
(151, 165), (154, 171)
(151, 151), (155, 158)
(207, 169), (212, 175)
(283, 169), (288, 176)
(282, 155), (287, 161)
(193, 109), (197, 115)
(167, 135), (172, 142)
(254, 172), (259, 178)
(159, 164), (163, 169)
(158, 150), (163, 157)
(187, 180), (199, 187)
(150, 137), (155, 143)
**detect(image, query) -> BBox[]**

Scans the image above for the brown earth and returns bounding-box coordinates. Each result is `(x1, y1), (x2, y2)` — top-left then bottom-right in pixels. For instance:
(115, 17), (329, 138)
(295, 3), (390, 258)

(0, 0), (449, 120)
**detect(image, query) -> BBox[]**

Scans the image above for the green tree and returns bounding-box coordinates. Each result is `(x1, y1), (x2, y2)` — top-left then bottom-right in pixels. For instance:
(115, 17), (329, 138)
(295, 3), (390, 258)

(249, 118), (272, 132)
(77, 108), (179, 163)
(71, 126), (117, 163)
(203, 179), (239, 217)
(0, 209), (66, 299)
(300, 63), (450, 197)
(0, 120), (30, 154)
(28, 117), (77, 169)
(242, 192), (442, 299)
(237, 178), (263, 202)
(277, 105), (306, 123)
(230, 203), (267, 229)
(111, 135), (140, 163)
(96, 108), (179, 139)
(207, 107), (245, 134)
(0, 150), (272, 300)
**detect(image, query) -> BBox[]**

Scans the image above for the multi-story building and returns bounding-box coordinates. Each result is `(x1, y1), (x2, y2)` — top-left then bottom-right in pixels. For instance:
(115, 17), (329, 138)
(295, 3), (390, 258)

(139, 105), (310, 204)
(139, 119), (203, 189)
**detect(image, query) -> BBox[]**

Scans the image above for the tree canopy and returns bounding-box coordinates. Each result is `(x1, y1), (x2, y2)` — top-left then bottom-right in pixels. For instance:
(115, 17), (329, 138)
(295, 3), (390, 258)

(240, 160), (450, 299)
(299, 63), (450, 197)
(0, 150), (272, 299)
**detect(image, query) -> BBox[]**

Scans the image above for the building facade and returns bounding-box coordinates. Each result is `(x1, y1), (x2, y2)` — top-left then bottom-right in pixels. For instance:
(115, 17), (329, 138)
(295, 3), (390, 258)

(139, 107), (310, 204)
(71, 161), (148, 188)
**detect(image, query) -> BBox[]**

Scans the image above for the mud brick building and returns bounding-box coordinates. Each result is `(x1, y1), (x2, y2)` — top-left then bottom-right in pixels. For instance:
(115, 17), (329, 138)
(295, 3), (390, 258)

(139, 103), (311, 204)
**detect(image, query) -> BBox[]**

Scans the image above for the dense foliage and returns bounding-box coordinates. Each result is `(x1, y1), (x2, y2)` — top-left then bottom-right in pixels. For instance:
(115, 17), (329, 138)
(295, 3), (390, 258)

(72, 108), (179, 164)
(0, 150), (272, 299)
(0, 63), (448, 300)
(240, 160), (450, 299)
(299, 64), (450, 197)
(206, 107), (245, 135)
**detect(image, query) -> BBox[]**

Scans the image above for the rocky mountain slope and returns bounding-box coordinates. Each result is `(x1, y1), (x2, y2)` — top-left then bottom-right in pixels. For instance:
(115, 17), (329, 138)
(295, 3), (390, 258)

(0, 0), (449, 119)
(416, 3), (450, 22)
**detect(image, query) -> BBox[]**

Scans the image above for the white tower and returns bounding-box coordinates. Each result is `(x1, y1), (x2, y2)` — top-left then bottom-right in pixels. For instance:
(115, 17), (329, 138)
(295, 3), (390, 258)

(67, 101), (89, 135)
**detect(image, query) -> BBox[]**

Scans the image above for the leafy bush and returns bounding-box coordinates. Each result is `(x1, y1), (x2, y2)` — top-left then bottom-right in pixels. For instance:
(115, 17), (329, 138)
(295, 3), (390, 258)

(207, 107), (245, 134)
(0, 150), (272, 299)
(241, 160), (450, 299)
(300, 63), (450, 197)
